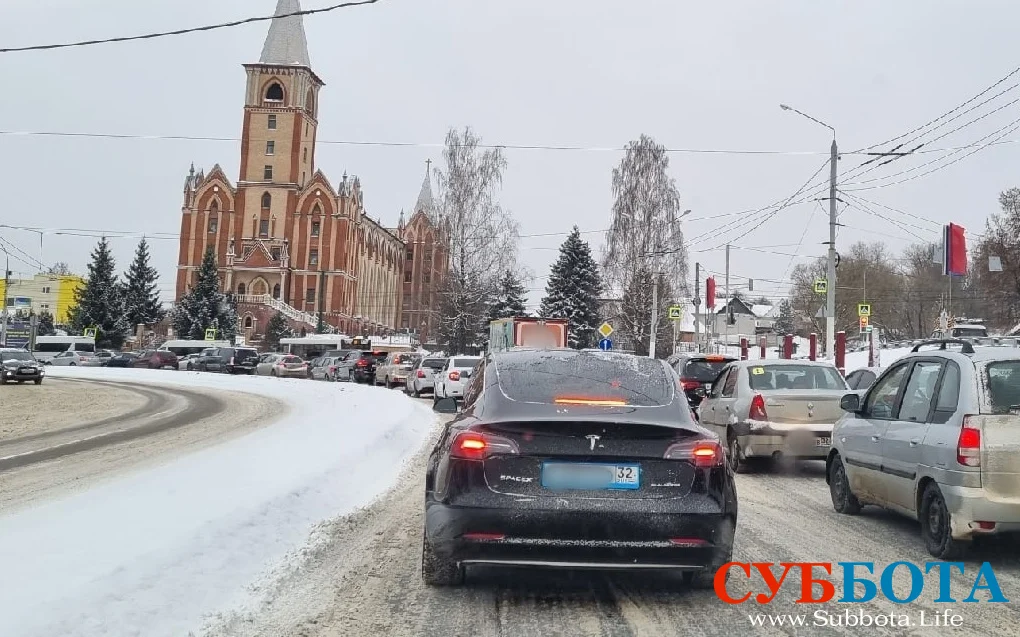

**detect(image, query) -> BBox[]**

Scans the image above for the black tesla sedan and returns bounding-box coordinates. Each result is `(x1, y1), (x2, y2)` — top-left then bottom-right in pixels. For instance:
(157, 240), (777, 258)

(423, 348), (738, 588)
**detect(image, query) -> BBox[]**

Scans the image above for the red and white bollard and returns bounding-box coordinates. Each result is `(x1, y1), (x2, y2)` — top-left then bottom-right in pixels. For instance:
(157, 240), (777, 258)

(809, 333), (817, 361)
(836, 331), (847, 376)
(759, 336), (766, 359)
(740, 338), (748, 360)
(782, 334), (794, 359)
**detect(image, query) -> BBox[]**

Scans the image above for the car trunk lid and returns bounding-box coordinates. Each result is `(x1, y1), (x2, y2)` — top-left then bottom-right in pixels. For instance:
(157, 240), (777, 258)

(972, 413), (1020, 500)
(756, 389), (846, 426)
(476, 421), (705, 499)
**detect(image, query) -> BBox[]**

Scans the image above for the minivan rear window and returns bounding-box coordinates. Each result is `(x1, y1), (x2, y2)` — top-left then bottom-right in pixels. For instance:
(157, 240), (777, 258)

(75, 343), (96, 353)
(985, 362), (1020, 414)
(422, 358), (446, 370)
(494, 350), (674, 407)
(681, 358), (733, 382)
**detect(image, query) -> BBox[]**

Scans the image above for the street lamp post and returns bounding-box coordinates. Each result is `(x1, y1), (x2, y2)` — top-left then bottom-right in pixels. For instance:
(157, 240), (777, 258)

(647, 209), (691, 358)
(780, 104), (837, 359)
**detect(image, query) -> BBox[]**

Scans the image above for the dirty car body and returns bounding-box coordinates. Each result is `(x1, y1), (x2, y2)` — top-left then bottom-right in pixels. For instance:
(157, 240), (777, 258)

(422, 348), (738, 586)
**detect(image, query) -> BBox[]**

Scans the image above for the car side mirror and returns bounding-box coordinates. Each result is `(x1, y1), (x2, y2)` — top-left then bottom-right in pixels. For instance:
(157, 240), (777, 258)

(433, 397), (460, 414)
(840, 392), (861, 413)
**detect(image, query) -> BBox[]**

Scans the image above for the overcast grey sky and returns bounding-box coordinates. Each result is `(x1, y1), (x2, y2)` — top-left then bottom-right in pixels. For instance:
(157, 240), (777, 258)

(2, 0), (1018, 311)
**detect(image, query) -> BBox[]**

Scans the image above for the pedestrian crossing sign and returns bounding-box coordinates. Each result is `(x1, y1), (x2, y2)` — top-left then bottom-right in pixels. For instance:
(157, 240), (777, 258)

(668, 305), (683, 320)
(83, 327), (97, 338)
(814, 279), (827, 294)
(858, 303), (871, 317)
(204, 328), (217, 341)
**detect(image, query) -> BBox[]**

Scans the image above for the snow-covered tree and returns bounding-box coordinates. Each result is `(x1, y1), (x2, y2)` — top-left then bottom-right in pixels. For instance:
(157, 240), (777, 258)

(67, 237), (129, 348)
(434, 127), (519, 353)
(265, 311), (292, 349)
(540, 227), (604, 348)
(171, 248), (238, 341)
(47, 262), (73, 276)
(603, 135), (689, 298)
(36, 310), (55, 336)
(123, 238), (165, 329)
(619, 268), (675, 358)
(487, 269), (528, 323)
(775, 299), (795, 335)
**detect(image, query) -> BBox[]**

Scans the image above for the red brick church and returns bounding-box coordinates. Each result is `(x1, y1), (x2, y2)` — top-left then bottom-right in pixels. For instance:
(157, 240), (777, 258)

(175, 0), (446, 343)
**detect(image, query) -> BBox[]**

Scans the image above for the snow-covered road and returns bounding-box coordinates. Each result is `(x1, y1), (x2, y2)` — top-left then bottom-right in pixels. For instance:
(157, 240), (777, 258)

(0, 368), (436, 637)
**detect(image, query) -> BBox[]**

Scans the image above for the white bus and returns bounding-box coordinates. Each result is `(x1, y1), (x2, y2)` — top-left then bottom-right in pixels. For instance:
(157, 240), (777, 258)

(158, 339), (231, 357)
(32, 335), (97, 363)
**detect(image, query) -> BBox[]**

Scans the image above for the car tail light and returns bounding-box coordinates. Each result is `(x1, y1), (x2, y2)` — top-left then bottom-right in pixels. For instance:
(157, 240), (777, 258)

(450, 431), (520, 460)
(957, 417), (981, 467)
(417, 369), (426, 378)
(462, 532), (505, 541)
(663, 440), (724, 467)
(80, 356), (88, 362)
(449, 370), (461, 381)
(356, 359), (368, 367)
(749, 394), (768, 421)
(680, 380), (701, 391)
(329, 366), (337, 373)
(668, 538), (708, 547)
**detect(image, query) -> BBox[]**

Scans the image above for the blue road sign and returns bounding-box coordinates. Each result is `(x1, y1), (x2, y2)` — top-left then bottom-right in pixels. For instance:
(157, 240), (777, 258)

(598, 338), (613, 351)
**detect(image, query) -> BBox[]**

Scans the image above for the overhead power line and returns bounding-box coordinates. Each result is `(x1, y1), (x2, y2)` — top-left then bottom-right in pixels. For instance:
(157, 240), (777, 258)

(0, 0), (385, 54)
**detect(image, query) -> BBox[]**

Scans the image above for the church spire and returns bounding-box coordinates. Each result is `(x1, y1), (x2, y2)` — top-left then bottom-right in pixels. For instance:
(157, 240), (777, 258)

(414, 159), (435, 218)
(260, 0), (312, 68)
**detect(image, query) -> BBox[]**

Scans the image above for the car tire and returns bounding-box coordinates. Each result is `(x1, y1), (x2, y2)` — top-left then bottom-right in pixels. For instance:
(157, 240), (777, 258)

(726, 430), (745, 473)
(683, 517), (734, 590)
(828, 454), (862, 515)
(34, 378), (42, 385)
(69, 362), (76, 366)
(920, 482), (966, 559)
(421, 533), (463, 586)
(413, 386), (421, 398)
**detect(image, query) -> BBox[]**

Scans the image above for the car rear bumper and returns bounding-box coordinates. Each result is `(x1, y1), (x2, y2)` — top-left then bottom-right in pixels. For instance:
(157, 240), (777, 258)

(425, 501), (732, 570)
(941, 484), (1020, 538)
(734, 424), (834, 459)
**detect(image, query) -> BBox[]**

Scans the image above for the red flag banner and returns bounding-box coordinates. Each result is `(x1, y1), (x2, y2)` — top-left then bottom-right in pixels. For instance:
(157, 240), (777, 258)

(706, 277), (716, 309)
(947, 223), (967, 276)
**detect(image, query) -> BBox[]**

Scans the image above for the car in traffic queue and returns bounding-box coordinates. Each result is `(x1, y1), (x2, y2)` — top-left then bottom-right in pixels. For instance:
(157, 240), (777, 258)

(132, 350), (179, 370)
(0, 348), (45, 385)
(405, 357), (448, 397)
(258, 353), (308, 378)
(672, 353), (737, 416)
(177, 353), (201, 370)
(48, 350), (100, 367)
(309, 356), (342, 381)
(375, 352), (423, 389)
(107, 352), (140, 368)
(344, 350), (388, 384)
(433, 356), (482, 404)
(828, 339), (1020, 559)
(92, 350), (115, 366)
(697, 359), (850, 471)
(422, 348), (737, 587)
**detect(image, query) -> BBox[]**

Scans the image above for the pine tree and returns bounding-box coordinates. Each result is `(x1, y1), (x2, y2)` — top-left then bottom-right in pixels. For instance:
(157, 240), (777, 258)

(265, 312), (292, 349)
(68, 237), (130, 348)
(37, 311), (55, 336)
(172, 248), (238, 341)
(487, 269), (528, 323)
(123, 238), (165, 330)
(775, 299), (795, 335)
(540, 227), (604, 349)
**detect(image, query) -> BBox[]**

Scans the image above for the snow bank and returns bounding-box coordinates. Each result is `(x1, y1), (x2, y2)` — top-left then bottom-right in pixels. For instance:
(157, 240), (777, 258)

(0, 367), (436, 637)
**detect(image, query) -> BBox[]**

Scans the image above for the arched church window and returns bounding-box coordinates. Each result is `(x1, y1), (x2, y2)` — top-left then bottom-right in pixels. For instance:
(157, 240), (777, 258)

(261, 192), (272, 209)
(265, 82), (284, 102)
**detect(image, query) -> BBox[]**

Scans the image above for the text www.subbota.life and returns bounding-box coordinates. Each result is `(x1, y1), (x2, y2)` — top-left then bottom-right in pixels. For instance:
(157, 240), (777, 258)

(748, 609), (965, 628)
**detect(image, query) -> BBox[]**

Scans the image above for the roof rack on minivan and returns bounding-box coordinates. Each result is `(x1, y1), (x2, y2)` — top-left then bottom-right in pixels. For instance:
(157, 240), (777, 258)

(911, 339), (975, 354)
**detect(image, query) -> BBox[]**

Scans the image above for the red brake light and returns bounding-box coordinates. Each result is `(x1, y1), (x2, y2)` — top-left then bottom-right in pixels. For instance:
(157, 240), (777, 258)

(663, 440), (724, 467)
(554, 397), (628, 406)
(417, 369), (426, 378)
(705, 355), (725, 362)
(680, 380), (701, 391)
(356, 359), (368, 367)
(749, 394), (768, 421)
(957, 417), (981, 467)
(329, 366), (337, 372)
(450, 431), (520, 460)
(449, 370), (461, 381)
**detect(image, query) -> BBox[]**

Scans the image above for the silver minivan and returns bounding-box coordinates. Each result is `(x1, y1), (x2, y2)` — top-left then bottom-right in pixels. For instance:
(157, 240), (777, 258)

(828, 339), (1020, 558)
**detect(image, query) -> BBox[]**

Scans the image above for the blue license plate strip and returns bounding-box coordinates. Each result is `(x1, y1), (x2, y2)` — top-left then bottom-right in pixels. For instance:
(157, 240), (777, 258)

(541, 461), (640, 490)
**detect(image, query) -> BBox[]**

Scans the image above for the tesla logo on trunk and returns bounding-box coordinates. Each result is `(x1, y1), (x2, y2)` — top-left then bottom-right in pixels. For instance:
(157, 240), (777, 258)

(586, 434), (601, 451)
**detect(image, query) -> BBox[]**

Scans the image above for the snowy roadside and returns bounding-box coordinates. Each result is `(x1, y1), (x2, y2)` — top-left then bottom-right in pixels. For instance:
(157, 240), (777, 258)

(0, 367), (437, 637)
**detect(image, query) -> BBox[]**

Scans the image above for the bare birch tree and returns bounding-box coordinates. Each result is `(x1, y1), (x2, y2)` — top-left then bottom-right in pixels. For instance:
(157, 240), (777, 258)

(603, 135), (689, 296)
(434, 127), (519, 353)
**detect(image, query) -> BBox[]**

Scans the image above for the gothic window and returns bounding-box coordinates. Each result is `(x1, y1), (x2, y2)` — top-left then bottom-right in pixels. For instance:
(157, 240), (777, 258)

(311, 221), (321, 237)
(310, 249), (319, 266)
(406, 249), (414, 262)
(272, 283), (281, 299)
(208, 215), (218, 234)
(265, 82), (284, 102)
(306, 88), (315, 117)
(261, 192), (271, 209)
(237, 283), (246, 295)
(259, 219), (269, 238)
(303, 148), (308, 163)
(244, 315), (254, 328)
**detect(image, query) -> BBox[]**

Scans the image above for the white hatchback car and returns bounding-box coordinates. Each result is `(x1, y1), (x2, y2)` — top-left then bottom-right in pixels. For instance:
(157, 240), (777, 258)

(433, 356), (482, 403)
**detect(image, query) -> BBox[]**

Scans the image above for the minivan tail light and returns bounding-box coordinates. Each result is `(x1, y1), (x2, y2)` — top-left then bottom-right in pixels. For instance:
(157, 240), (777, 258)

(957, 417), (981, 467)
(664, 440), (724, 467)
(356, 359), (368, 367)
(417, 369), (426, 378)
(749, 394), (768, 421)
(451, 431), (520, 460)
(680, 380), (701, 391)
(449, 370), (461, 381)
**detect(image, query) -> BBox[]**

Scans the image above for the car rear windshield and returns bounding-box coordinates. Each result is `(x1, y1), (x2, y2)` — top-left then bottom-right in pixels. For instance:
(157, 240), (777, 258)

(422, 358), (446, 370)
(235, 349), (258, 360)
(452, 358), (480, 368)
(396, 354), (422, 364)
(985, 361), (1020, 413)
(681, 358), (733, 382)
(748, 364), (847, 391)
(1, 351), (33, 361)
(494, 350), (674, 407)
(74, 343), (96, 353)
(281, 356), (302, 364)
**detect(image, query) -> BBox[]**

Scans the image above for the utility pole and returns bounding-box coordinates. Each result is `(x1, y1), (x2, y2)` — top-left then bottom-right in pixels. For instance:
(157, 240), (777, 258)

(826, 138), (838, 359)
(725, 244), (731, 347)
(693, 262), (701, 350)
(648, 273), (659, 359)
(1, 252), (8, 347)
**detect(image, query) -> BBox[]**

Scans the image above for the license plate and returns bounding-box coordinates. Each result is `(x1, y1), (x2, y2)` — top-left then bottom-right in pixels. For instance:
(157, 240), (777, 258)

(19, 368), (36, 374)
(541, 462), (640, 490)
(816, 437), (832, 447)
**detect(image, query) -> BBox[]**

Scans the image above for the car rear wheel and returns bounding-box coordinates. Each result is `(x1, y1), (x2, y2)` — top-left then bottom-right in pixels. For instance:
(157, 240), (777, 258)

(34, 378), (42, 385)
(421, 533), (463, 586)
(920, 483), (966, 559)
(726, 431), (745, 473)
(69, 362), (76, 366)
(828, 454), (862, 515)
(683, 517), (734, 589)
